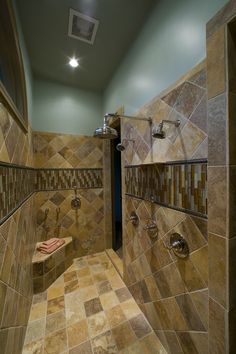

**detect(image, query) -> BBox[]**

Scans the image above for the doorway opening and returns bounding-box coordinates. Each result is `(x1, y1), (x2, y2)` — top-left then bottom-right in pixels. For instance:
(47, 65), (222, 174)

(111, 122), (122, 258)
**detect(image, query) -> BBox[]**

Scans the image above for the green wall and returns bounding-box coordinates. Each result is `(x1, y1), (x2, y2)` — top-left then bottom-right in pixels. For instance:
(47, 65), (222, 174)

(13, 0), (33, 124)
(33, 79), (102, 135)
(103, 0), (228, 114)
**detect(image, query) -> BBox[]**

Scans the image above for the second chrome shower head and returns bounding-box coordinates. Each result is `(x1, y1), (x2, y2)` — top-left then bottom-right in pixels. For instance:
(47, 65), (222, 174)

(152, 119), (180, 139)
(116, 139), (135, 152)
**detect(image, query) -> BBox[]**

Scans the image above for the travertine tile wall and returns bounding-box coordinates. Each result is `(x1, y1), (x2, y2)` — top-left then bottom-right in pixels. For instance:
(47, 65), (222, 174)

(0, 103), (37, 353)
(33, 132), (108, 258)
(206, 1), (236, 352)
(121, 62), (209, 354)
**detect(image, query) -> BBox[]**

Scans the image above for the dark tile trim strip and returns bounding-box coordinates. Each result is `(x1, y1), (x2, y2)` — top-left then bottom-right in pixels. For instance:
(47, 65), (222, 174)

(0, 161), (103, 224)
(125, 158), (207, 168)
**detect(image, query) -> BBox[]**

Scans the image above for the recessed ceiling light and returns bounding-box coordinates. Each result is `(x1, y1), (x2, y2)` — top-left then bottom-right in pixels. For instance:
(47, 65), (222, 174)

(69, 58), (79, 68)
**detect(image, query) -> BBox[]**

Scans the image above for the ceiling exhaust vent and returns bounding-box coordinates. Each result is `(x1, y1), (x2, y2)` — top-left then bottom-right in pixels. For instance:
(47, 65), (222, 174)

(68, 9), (99, 45)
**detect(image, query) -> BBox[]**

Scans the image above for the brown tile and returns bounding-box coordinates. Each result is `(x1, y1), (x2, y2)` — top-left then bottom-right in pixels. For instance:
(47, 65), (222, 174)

(129, 314), (152, 339)
(47, 284), (64, 300)
(77, 267), (91, 278)
(46, 310), (66, 335)
(177, 332), (208, 354)
(190, 246), (208, 286)
(67, 319), (89, 348)
(92, 330), (118, 354)
(115, 287), (132, 303)
(44, 328), (67, 354)
(207, 26), (225, 99)
(145, 240), (172, 274)
(65, 280), (79, 294)
(106, 304), (126, 328)
(84, 297), (103, 317)
(153, 298), (187, 331)
(87, 311), (110, 338)
(112, 321), (136, 350)
(175, 257), (206, 292)
(0, 281), (7, 320)
(155, 330), (183, 354)
(154, 263), (186, 298)
(64, 271), (77, 283)
(209, 297), (226, 354)
(189, 94), (207, 133)
(69, 340), (93, 354)
(140, 332), (166, 354)
(190, 290), (209, 330)
(96, 280), (112, 295)
(144, 275), (161, 302)
(47, 295), (65, 315)
(33, 291), (47, 304)
(209, 233), (227, 307)
(65, 290), (86, 325)
(176, 294), (206, 331)
(208, 94), (226, 165)
(174, 82), (205, 118)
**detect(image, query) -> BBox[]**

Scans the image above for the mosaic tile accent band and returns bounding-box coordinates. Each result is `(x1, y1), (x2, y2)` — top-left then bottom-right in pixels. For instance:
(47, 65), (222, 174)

(0, 163), (35, 223)
(0, 162), (103, 224)
(37, 168), (103, 191)
(125, 160), (207, 217)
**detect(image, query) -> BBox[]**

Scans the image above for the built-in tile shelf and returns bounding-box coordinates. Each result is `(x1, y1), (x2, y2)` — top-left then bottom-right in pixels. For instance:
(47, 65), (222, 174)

(125, 159), (207, 218)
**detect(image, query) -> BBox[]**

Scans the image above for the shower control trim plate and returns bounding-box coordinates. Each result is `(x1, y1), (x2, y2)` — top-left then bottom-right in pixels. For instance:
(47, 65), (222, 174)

(165, 233), (189, 258)
(127, 211), (139, 226)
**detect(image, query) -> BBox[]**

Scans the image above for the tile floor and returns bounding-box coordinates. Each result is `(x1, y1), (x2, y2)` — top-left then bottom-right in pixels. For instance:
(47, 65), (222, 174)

(22, 252), (166, 354)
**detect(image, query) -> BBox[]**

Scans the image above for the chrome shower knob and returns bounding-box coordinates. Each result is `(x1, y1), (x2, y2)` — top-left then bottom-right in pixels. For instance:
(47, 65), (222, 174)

(165, 233), (189, 258)
(127, 211), (139, 226)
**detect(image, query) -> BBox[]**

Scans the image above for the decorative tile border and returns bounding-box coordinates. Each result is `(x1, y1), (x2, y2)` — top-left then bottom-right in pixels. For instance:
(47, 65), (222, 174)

(0, 163), (36, 223)
(0, 162), (103, 224)
(37, 168), (103, 190)
(125, 160), (207, 217)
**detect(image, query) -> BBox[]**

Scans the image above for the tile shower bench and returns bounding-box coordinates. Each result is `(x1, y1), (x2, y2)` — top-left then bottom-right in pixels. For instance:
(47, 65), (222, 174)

(32, 237), (74, 293)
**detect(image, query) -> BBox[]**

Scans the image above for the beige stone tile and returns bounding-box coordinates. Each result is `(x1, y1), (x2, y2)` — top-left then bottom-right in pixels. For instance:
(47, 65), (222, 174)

(44, 328), (67, 354)
(24, 318), (46, 345)
(47, 295), (65, 315)
(100, 291), (119, 311)
(67, 319), (89, 348)
(47, 284), (65, 300)
(65, 290), (86, 325)
(64, 271), (77, 283)
(33, 291), (47, 304)
(78, 276), (93, 288)
(115, 287), (132, 303)
(106, 304), (127, 328)
(65, 280), (79, 294)
(109, 275), (125, 290)
(77, 267), (91, 278)
(91, 330), (118, 354)
(120, 299), (141, 320)
(112, 321), (136, 350)
(46, 310), (66, 335)
(88, 311), (110, 338)
(78, 285), (98, 302)
(29, 302), (47, 321)
(22, 339), (44, 354)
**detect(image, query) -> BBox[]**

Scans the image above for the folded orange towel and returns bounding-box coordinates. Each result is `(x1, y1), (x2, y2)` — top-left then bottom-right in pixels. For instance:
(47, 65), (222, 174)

(42, 238), (59, 246)
(37, 239), (65, 254)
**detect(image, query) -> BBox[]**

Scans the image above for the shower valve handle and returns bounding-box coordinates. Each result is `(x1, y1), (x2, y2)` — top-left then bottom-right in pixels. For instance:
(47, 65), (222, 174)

(165, 233), (189, 258)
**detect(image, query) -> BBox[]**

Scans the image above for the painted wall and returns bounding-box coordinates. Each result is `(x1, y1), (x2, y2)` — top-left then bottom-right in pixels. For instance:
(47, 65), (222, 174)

(13, 0), (34, 124)
(32, 79), (102, 135)
(103, 0), (228, 114)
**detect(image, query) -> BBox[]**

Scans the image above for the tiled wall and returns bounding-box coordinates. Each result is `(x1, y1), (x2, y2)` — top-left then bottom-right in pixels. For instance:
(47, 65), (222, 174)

(206, 1), (236, 352)
(33, 132), (107, 258)
(0, 103), (36, 353)
(121, 62), (209, 353)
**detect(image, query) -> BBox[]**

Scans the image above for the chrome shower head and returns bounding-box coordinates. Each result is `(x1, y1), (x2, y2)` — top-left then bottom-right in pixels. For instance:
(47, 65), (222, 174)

(152, 119), (180, 139)
(94, 113), (118, 139)
(152, 123), (166, 139)
(116, 138), (135, 152)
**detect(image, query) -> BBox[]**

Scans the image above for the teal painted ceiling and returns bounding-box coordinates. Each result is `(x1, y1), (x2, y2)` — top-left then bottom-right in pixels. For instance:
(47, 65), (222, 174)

(15, 0), (156, 92)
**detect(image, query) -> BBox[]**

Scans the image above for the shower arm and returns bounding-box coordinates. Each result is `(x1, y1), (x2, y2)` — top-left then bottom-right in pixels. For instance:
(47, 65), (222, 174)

(104, 113), (152, 125)
(159, 119), (180, 128)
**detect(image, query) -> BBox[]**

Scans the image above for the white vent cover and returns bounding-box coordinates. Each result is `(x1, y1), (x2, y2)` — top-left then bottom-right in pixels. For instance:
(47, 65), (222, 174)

(68, 9), (99, 45)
